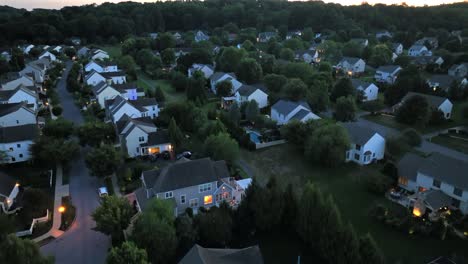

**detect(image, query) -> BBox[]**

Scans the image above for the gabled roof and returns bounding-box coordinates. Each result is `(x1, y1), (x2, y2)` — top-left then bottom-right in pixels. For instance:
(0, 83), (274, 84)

(100, 71), (126, 78)
(91, 81), (113, 96)
(0, 85), (36, 100)
(210, 72), (237, 83)
(144, 158), (230, 193)
(391, 43), (403, 50)
(351, 79), (372, 90)
(339, 57), (362, 65)
(400, 92), (449, 108)
(410, 56), (443, 66)
(409, 44), (427, 51)
(117, 116), (155, 135)
(397, 153), (426, 182)
(113, 83), (138, 91)
(0, 102), (34, 117)
(419, 152), (468, 190)
(376, 65), (401, 74)
(107, 95), (144, 115)
(271, 100), (310, 116)
(132, 98), (158, 108)
(342, 122), (381, 145)
(290, 109), (311, 121)
(141, 130), (170, 147)
(428, 75), (457, 89)
(237, 85), (261, 97)
(180, 244), (263, 264)
(0, 124), (38, 143)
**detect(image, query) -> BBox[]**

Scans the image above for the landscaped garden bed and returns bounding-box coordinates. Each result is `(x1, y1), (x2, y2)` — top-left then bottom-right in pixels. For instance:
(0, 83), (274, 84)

(59, 196), (76, 231)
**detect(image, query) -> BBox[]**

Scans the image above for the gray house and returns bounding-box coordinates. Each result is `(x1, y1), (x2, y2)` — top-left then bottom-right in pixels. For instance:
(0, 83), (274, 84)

(134, 158), (251, 215)
(179, 244), (263, 264)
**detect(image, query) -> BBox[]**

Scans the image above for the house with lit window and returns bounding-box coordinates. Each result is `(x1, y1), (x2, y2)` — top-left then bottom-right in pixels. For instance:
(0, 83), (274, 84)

(343, 123), (385, 166)
(134, 158), (252, 215)
(117, 116), (171, 158)
(335, 57), (366, 76)
(0, 172), (20, 213)
(397, 152), (468, 215)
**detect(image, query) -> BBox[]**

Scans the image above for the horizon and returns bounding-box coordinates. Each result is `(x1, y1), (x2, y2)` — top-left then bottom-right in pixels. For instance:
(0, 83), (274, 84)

(1, 0), (466, 10)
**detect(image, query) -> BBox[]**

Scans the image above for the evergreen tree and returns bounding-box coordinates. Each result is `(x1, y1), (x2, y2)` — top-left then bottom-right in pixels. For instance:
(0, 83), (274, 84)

(168, 118), (184, 148)
(359, 234), (385, 264)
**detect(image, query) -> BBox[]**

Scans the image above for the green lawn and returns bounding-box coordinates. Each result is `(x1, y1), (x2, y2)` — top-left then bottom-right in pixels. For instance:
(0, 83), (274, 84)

(137, 71), (186, 103)
(100, 45), (122, 58)
(430, 134), (468, 154)
(362, 114), (408, 131)
(241, 144), (468, 263)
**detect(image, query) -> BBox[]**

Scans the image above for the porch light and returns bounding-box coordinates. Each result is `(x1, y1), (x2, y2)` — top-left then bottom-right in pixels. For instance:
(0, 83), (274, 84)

(464, 231), (468, 236)
(15, 183), (19, 187)
(58, 206), (66, 213)
(6, 199), (11, 204)
(412, 207), (422, 217)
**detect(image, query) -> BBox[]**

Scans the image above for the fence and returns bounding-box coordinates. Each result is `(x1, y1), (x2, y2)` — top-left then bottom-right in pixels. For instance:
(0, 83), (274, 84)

(16, 209), (50, 237)
(255, 139), (286, 150)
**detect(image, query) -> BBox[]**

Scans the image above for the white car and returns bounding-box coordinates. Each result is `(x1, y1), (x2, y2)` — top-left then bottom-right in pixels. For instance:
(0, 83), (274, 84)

(98, 187), (109, 197)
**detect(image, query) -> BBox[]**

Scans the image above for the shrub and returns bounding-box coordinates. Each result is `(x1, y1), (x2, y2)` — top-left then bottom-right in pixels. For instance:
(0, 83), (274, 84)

(463, 105), (468, 119)
(52, 106), (63, 116)
(401, 128), (422, 147)
(363, 172), (393, 194)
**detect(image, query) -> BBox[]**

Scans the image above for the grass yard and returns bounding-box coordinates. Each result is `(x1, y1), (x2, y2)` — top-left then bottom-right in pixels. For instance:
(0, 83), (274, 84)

(100, 45), (122, 58)
(241, 144), (468, 263)
(137, 71), (186, 103)
(430, 134), (468, 154)
(362, 114), (408, 131)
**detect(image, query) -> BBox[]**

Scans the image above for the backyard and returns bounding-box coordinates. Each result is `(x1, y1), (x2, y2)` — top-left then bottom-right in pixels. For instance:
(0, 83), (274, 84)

(430, 132), (468, 154)
(136, 70), (186, 103)
(241, 144), (468, 263)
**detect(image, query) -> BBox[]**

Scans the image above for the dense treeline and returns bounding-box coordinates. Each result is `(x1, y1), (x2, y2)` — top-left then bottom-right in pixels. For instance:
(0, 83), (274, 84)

(0, 1), (467, 45)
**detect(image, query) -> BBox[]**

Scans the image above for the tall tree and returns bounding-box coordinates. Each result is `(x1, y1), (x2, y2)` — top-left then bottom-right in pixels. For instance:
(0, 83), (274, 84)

(332, 78), (355, 101)
(359, 234), (385, 264)
(42, 118), (74, 139)
(204, 133), (240, 162)
(0, 234), (53, 264)
(334, 96), (357, 122)
(284, 78), (308, 101)
(395, 95), (430, 127)
(107, 241), (148, 264)
(77, 121), (116, 147)
(215, 80), (233, 97)
(85, 144), (120, 177)
(245, 100), (260, 122)
(305, 123), (350, 167)
(168, 117), (184, 148)
(236, 58), (263, 84)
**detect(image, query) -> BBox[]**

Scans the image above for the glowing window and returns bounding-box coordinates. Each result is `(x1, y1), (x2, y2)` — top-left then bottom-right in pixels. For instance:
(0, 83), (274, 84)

(204, 195), (213, 205)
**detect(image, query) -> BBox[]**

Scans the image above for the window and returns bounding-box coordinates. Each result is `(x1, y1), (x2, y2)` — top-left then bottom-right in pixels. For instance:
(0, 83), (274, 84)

(204, 195), (213, 205)
(346, 151), (350, 159)
(453, 187), (463, 197)
(180, 195), (186, 204)
(199, 183), (212, 193)
(398, 177), (408, 186)
(17, 144), (21, 148)
(164, 191), (173, 199)
(355, 144), (361, 151)
(19, 154), (23, 158)
(354, 154), (360, 161)
(16, 120), (19, 124)
(189, 198), (198, 207)
(138, 136), (145, 142)
(11, 157), (15, 162)
(433, 179), (441, 188)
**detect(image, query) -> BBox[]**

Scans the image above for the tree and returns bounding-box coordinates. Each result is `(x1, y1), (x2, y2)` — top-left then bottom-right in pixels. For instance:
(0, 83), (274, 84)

(284, 38), (304, 50)
(369, 44), (393, 67)
(85, 145), (120, 177)
(77, 121), (116, 147)
(245, 100), (260, 122)
(196, 204), (233, 247)
(30, 137), (79, 165)
(107, 241), (148, 264)
(279, 48), (295, 61)
(264, 74), (288, 94)
(9, 48), (25, 71)
(42, 118), (74, 139)
(281, 62), (314, 82)
(157, 33), (176, 50)
(228, 103), (241, 125)
(135, 49), (155, 70)
(332, 78), (355, 101)
(204, 133), (239, 162)
(154, 86), (166, 102)
(0, 234), (53, 264)
(297, 183), (324, 248)
(199, 120), (227, 139)
(64, 47), (76, 58)
(161, 48), (175, 65)
(132, 199), (177, 264)
(175, 214), (197, 253)
(216, 47), (247, 72)
(284, 78), (308, 101)
(92, 196), (134, 245)
(342, 41), (363, 57)
(305, 123), (350, 167)
(334, 96), (357, 122)
(236, 58), (263, 84)
(307, 80), (330, 112)
(215, 80), (233, 97)
(395, 95), (430, 127)
(359, 234), (385, 264)
(168, 118), (184, 148)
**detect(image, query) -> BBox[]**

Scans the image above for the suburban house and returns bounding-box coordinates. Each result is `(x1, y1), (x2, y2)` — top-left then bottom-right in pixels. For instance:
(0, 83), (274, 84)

(350, 38), (369, 47)
(20, 59), (50, 84)
(38, 51), (57, 62)
(448, 63), (468, 79)
(149, 33), (158, 40)
(343, 123), (385, 166)
(179, 244), (263, 264)
(106, 95), (159, 123)
(286, 30), (302, 40)
(174, 48), (192, 58)
(210, 72), (242, 95)
(70, 37), (81, 45)
(408, 45), (431, 57)
(415, 37), (439, 49)
(188, 64), (214, 79)
(397, 152), (468, 215)
(132, 98), (160, 119)
(427, 74), (466, 92)
(0, 103), (36, 127)
(113, 83), (145, 100)
(0, 172), (20, 213)
(295, 49), (320, 64)
(92, 82), (122, 109)
(134, 158), (252, 214)
(351, 79), (379, 101)
(90, 49), (109, 61)
(271, 100), (320, 125)
(393, 92), (453, 119)
(374, 65), (402, 84)
(117, 117), (171, 158)
(77, 47), (90, 58)
(85, 60), (119, 73)
(85, 71), (127, 86)
(0, 124), (38, 164)
(0, 85), (38, 110)
(336, 57), (366, 76)
(1, 73), (34, 90)
(194, 31), (210, 42)
(376, 31), (393, 39)
(0, 50), (11, 62)
(392, 43), (404, 55)
(410, 56), (444, 69)
(22, 44), (35, 54)
(257, 32), (277, 43)
(235, 84), (269, 109)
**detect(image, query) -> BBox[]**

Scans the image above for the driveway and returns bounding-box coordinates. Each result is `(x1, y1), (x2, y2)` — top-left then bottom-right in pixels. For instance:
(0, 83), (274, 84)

(41, 61), (110, 263)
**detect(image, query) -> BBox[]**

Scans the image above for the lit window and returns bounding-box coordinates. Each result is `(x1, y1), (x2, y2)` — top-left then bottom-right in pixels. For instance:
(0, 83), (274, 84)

(204, 195), (213, 205)
(398, 177), (408, 186)
(164, 191), (173, 199)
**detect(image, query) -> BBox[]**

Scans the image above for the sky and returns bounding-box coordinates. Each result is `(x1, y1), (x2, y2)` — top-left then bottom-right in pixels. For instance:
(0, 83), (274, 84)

(1, 0), (465, 10)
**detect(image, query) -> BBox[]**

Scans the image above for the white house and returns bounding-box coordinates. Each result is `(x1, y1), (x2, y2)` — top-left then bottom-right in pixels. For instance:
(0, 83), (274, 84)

(0, 103), (36, 127)
(427, 74), (466, 92)
(20, 60), (49, 84)
(77, 47), (90, 58)
(0, 172), (20, 213)
(117, 117), (171, 158)
(132, 98), (160, 119)
(106, 95), (144, 123)
(351, 79), (379, 101)
(0, 50), (11, 62)
(393, 92), (453, 119)
(92, 82), (121, 109)
(0, 124), (38, 164)
(336, 57), (366, 76)
(85, 71), (126, 86)
(415, 37), (439, 49)
(194, 31), (210, 42)
(85, 60), (119, 73)
(295, 50), (319, 64)
(38, 51), (57, 62)
(376, 31), (393, 39)
(343, 123), (385, 166)
(1, 74), (34, 90)
(392, 43), (404, 55)
(114, 83), (145, 101)
(448, 63), (468, 79)
(22, 44), (35, 55)
(410, 56), (444, 69)
(235, 84), (269, 109)
(209, 72), (242, 95)
(0, 85), (38, 110)
(397, 152), (468, 215)
(257, 32), (277, 43)
(270, 100), (320, 125)
(374, 65), (402, 84)
(408, 45), (431, 57)
(90, 49), (110, 61)
(188, 64), (214, 79)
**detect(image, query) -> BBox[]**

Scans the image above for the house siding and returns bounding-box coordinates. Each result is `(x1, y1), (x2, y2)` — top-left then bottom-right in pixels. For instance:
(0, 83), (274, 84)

(96, 88), (121, 109)
(2, 76), (34, 90)
(0, 140), (34, 164)
(7, 91), (38, 110)
(0, 108), (36, 127)
(123, 126), (156, 158)
(346, 134), (385, 165)
(438, 100), (453, 119)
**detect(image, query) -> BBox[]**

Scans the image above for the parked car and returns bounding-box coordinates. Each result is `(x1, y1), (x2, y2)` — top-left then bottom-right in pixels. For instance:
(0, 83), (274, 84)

(162, 151), (171, 160)
(98, 187), (108, 198)
(176, 151), (192, 160)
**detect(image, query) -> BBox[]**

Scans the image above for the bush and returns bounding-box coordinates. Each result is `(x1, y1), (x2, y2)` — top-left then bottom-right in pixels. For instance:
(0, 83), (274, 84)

(52, 106), (63, 116)
(363, 172), (393, 194)
(463, 105), (468, 119)
(401, 128), (422, 147)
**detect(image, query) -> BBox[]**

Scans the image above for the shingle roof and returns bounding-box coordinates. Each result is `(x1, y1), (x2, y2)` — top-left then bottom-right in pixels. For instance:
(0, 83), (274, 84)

(237, 85), (258, 97)
(0, 102), (33, 117)
(210, 72), (237, 83)
(340, 57), (362, 65)
(401, 92), (449, 108)
(100, 71), (126, 78)
(397, 153), (426, 182)
(271, 100), (310, 116)
(409, 44), (427, 51)
(423, 189), (453, 210)
(376, 65), (401, 74)
(0, 124), (38, 143)
(351, 79), (371, 90)
(428, 75), (457, 89)
(290, 109), (311, 121)
(342, 122), (380, 145)
(0, 171), (17, 197)
(132, 98), (158, 108)
(146, 158), (230, 193)
(419, 152), (468, 190)
(141, 130), (170, 147)
(410, 56), (443, 66)
(180, 244), (264, 264)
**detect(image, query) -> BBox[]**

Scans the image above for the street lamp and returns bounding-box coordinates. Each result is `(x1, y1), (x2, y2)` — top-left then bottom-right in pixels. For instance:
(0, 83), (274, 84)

(58, 206), (66, 213)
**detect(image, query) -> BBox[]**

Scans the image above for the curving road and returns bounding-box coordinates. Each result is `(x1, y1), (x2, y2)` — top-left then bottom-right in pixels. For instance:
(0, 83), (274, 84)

(40, 61), (110, 263)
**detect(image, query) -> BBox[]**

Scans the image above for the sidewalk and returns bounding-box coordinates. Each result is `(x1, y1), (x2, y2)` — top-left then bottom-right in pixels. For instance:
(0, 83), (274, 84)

(33, 165), (70, 243)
